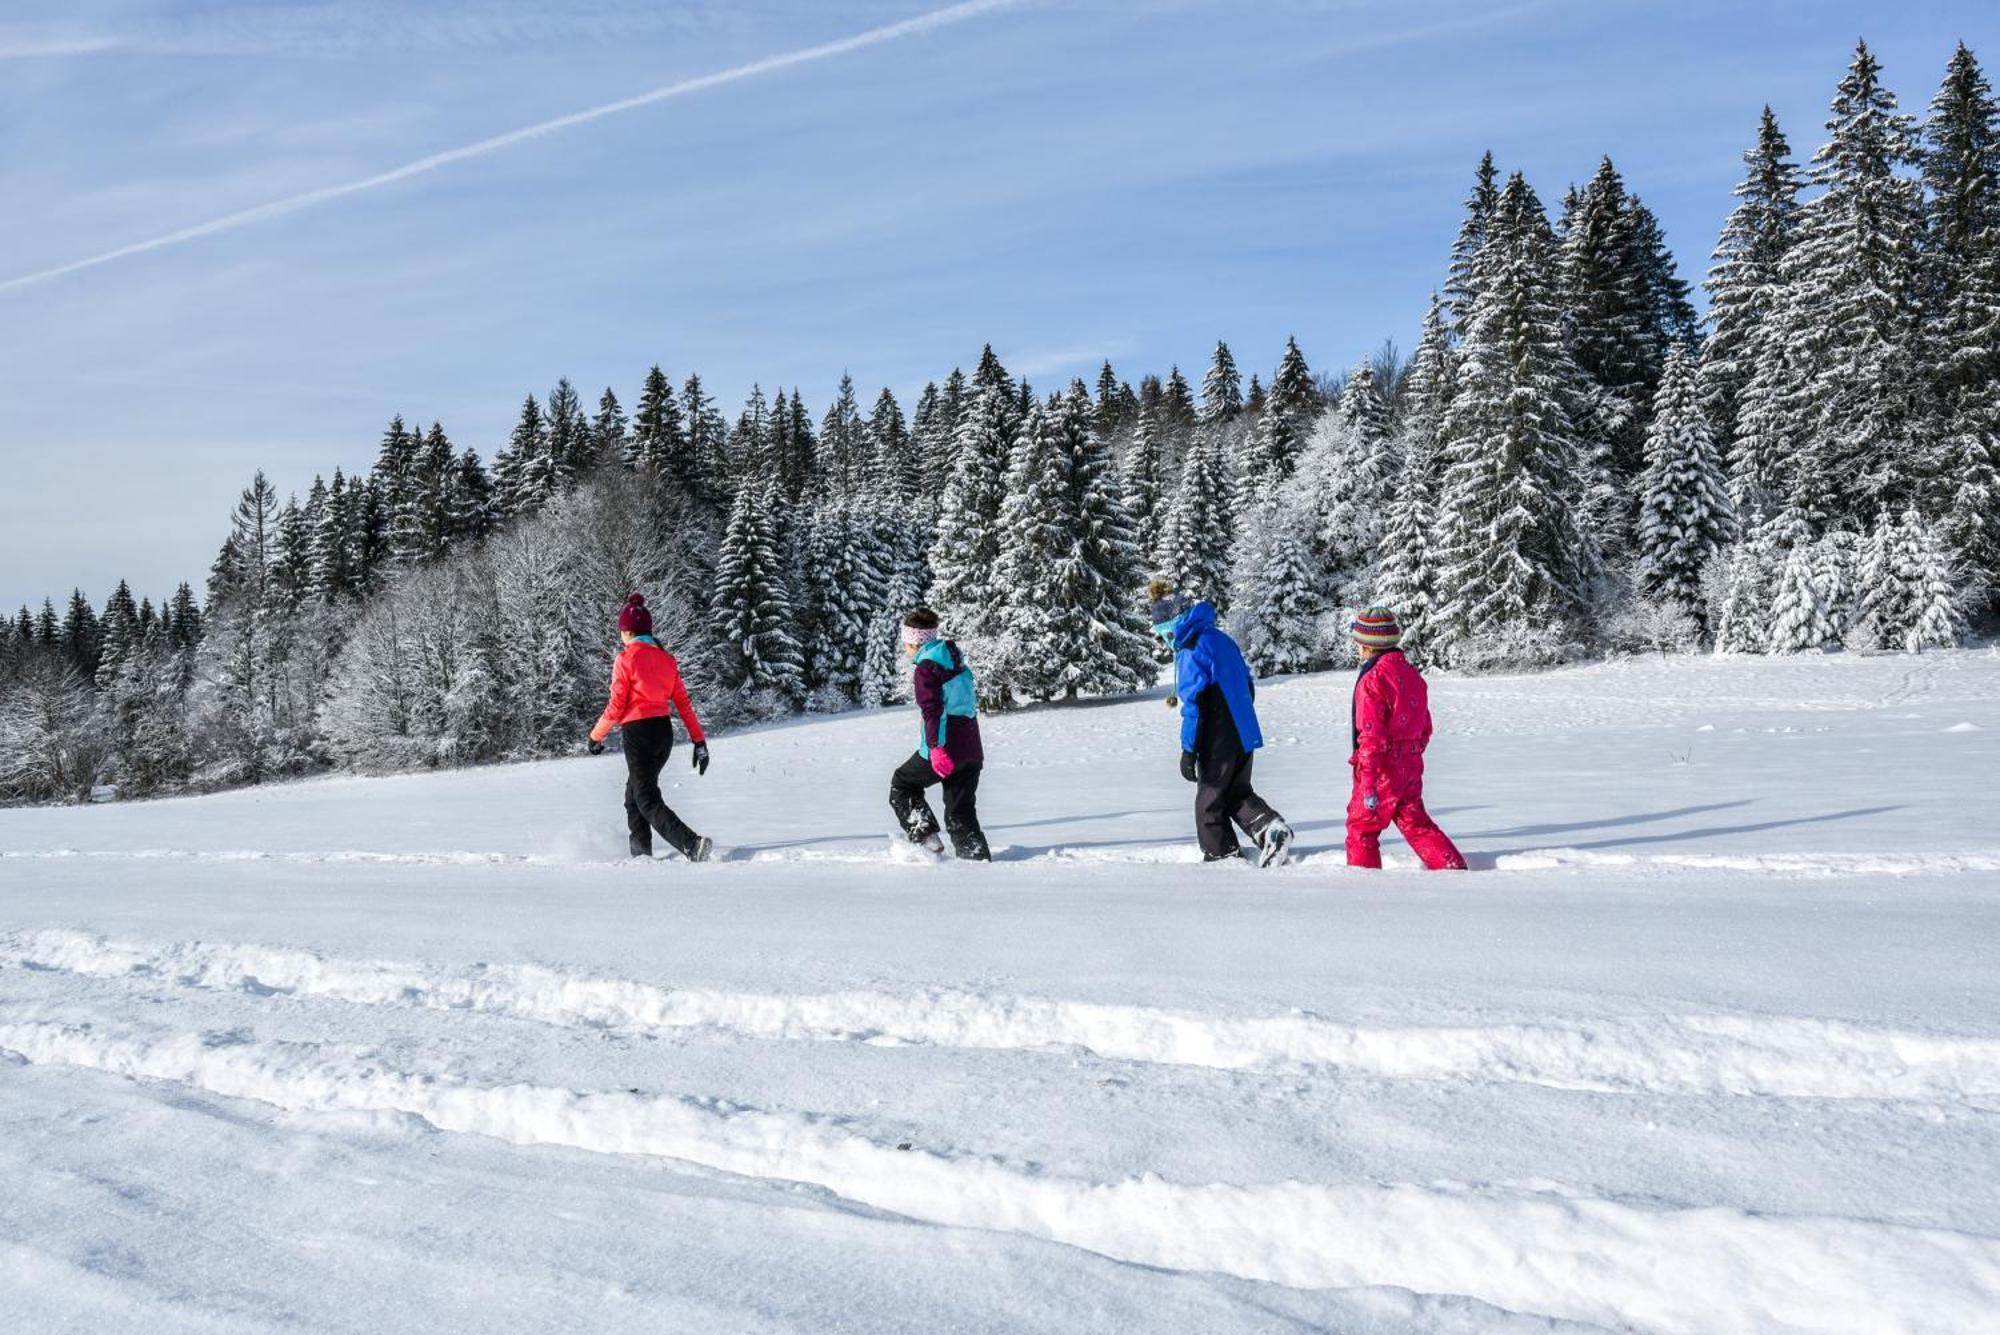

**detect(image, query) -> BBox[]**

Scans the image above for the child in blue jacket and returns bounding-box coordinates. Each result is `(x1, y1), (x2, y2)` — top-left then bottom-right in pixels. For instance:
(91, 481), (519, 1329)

(1154, 598), (1294, 867)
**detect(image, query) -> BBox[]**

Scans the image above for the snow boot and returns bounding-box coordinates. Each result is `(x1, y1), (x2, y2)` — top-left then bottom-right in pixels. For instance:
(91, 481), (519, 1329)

(1257, 821), (1293, 869)
(1203, 848), (1242, 863)
(687, 835), (714, 864)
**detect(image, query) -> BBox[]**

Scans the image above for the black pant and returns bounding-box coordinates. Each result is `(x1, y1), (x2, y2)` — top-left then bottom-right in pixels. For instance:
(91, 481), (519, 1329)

(1200, 747), (1280, 859)
(890, 752), (989, 860)
(623, 717), (700, 859)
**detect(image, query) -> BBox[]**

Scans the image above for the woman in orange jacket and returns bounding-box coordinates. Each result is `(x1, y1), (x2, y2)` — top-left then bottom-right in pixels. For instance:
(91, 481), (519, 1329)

(589, 593), (714, 862)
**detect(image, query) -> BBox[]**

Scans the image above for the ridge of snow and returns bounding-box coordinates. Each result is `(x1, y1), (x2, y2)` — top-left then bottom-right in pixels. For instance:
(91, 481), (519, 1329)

(4, 1016), (1995, 1335)
(9, 930), (1998, 1103)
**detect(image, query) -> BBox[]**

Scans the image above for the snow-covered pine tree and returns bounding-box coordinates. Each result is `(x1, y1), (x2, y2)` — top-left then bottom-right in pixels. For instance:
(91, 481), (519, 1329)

(1200, 341), (1243, 427)
(370, 416), (417, 523)
(1160, 365), (1198, 438)
(488, 439), (521, 525)
(1783, 41), (1929, 521)
(816, 373), (866, 503)
(1637, 349), (1735, 626)
(801, 502), (885, 705)
(935, 368), (972, 476)
(1560, 159), (1698, 553)
(1262, 336), (1318, 477)
(909, 381), (950, 496)
(1712, 518), (1782, 653)
(929, 385), (1012, 647)
(1445, 151), (1501, 343)
(503, 396), (556, 515)
(1230, 490), (1322, 676)
(972, 344), (1016, 411)
(1704, 106), (1805, 512)
(1121, 398), (1167, 539)
(390, 425), (454, 565)
(1921, 43), (2000, 607)
(1630, 196), (1701, 357)
(94, 581), (138, 691)
(1765, 511), (1840, 653)
(1054, 383), (1156, 696)
(783, 388), (817, 503)
(867, 388), (912, 505)
(727, 385), (773, 501)
(681, 373), (727, 493)
(629, 366), (685, 479)
(1293, 362), (1394, 601)
(1430, 172), (1602, 662)
(166, 583), (201, 649)
(59, 589), (102, 682)
(713, 480), (806, 706)
(591, 387), (628, 470)
(1375, 295), (1453, 649)
(546, 378), (591, 480)
(1853, 509), (1961, 650)
(310, 470), (354, 602)
(270, 495), (314, 613)
(1232, 404), (1283, 520)
(1154, 424), (1233, 609)
(448, 450), (494, 545)
(1563, 158), (1657, 418)
(991, 397), (1071, 701)
(1094, 360), (1138, 442)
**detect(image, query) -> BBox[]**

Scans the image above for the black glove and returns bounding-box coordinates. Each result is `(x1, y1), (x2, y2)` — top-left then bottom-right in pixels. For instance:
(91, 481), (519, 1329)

(692, 743), (709, 775)
(587, 739), (605, 756)
(1180, 750), (1199, 783)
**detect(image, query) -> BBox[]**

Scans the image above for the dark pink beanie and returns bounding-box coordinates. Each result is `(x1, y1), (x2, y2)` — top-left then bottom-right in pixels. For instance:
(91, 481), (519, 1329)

(618, 593), (653, 636)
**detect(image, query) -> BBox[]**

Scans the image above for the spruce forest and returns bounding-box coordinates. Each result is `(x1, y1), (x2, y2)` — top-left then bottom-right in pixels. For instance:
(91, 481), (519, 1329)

(3, 39), (1995, 805)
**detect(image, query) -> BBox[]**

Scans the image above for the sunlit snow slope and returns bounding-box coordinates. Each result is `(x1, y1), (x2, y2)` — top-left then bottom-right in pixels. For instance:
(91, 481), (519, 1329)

(4, 650), (1999, 1333)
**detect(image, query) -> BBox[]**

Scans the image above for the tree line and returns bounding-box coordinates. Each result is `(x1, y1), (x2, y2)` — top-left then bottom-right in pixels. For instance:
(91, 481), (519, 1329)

(2, 38), (1992, 804)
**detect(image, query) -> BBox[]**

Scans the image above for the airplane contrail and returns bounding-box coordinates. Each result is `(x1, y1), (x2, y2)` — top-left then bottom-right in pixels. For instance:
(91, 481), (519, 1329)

(0, 0), (1022, 295)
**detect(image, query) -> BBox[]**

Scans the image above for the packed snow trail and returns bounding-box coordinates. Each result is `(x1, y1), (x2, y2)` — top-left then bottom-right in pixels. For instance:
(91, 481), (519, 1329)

(5, 1018), (1997, 1335)
(5, 650), (2000, 1332)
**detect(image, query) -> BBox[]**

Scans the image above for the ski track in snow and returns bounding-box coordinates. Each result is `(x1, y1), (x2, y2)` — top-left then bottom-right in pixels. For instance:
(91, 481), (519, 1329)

(9, 843), (2000, 878)
(8, 929), (1999, 1104)
(3, 1015), (1996, 1335)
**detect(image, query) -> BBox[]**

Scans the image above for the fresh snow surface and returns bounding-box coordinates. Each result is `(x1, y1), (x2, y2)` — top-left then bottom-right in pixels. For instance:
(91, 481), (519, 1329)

(4, 649), (2000, 1334)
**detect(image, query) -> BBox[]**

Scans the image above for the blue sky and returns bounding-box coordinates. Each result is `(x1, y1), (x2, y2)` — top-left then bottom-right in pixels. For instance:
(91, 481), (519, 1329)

(0, 0), (1991, 612)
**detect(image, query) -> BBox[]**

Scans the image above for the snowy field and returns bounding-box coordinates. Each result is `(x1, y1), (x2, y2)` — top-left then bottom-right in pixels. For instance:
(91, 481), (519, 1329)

(4, 650), (2000, 1333)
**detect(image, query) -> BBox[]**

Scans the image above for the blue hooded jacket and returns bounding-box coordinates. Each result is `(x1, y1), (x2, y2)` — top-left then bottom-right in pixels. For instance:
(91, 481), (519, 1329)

(1170, 601), (1262, 754)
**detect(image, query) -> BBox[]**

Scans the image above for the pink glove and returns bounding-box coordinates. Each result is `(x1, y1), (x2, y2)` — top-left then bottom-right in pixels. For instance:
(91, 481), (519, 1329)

(929, 747), (956, 779)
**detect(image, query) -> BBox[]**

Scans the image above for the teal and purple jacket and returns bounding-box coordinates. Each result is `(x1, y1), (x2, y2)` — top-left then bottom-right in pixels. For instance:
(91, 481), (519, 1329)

(914, 639), (984, 768)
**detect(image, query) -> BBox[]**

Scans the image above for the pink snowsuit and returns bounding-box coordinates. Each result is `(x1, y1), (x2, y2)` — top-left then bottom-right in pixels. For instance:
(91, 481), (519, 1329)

(1347, 650), (1467, 870)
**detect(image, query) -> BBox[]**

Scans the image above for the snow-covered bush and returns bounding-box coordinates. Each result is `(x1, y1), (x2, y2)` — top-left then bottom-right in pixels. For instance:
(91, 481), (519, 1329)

(1604, 596), (1704, 656)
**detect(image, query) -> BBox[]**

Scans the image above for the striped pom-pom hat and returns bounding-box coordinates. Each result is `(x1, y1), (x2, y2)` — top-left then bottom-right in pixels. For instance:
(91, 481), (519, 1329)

(1350, 606), (1403, 648)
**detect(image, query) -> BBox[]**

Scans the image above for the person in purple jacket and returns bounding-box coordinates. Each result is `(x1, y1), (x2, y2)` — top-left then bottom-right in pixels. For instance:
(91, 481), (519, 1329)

(889, 607), (991, 861)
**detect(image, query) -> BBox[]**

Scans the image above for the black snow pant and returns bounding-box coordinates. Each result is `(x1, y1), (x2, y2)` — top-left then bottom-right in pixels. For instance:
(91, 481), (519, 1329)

(890, 752), (990, 861)
(623, 717), (701, 859)
(1193, 704), (1282, 860)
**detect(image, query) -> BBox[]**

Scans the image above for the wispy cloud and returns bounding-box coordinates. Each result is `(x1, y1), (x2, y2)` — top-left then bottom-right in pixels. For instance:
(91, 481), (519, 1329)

(0, 0), (1025, 295)
(0, 35), (121, 60)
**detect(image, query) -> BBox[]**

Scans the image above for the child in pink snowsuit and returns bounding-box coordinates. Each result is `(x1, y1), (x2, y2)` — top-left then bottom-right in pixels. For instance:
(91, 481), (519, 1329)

(1347, 608), (1466, 870)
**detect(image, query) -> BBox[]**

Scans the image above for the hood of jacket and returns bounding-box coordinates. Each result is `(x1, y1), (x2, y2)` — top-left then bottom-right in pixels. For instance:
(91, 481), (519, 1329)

(915, 638), (962, 672)
(1170, 600), (1217, 652)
